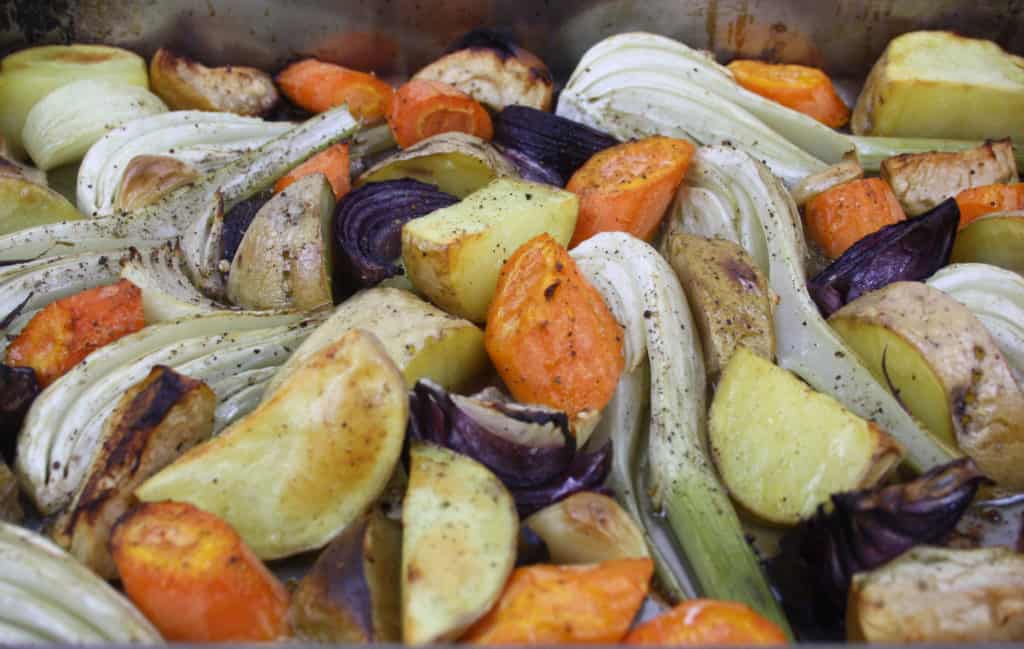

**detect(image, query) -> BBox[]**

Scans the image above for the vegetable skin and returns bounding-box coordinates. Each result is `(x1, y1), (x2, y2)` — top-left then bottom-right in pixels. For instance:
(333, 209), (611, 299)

(277, 59), (394, 123)
(727, 60), (849, 128)
(955, 183), (1024, 229)
(625, 599), (788, 646)
(388, 79), (493, 149)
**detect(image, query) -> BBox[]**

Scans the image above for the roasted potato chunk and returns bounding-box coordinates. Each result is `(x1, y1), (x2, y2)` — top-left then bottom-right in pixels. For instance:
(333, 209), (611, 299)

(0, 176), (82, 236)
(881, 140), (1018, 216)
(51, 365), (215, 578)
(149, 48), (279, 116)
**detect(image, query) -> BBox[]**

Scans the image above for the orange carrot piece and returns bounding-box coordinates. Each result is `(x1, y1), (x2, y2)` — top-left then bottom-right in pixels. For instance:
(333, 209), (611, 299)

(276, 59), (394, 123)
(110, 501), (290, 642)
(625, 599), (788, 646)
(274, 143), (351, 199)
(566, 136), (694, 247)
(387, 79), (493, 149)
(727, 60), (850, 129)
(954, 183), (1024, 230)
(486, 233), (624, 422)
(6, 279), (144, 386)
(463, 559), (654, 645)
(804, 177), (906, 258)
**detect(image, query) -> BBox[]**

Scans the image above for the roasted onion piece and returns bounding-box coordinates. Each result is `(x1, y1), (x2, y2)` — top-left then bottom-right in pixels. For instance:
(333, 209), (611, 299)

(496, 145), (563, 186)
(0, 364), (39, 462)
(494, 106), (619, 183)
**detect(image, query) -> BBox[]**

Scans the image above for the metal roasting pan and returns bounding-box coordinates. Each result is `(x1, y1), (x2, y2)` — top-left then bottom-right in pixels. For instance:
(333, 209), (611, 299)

(2, 0), (1024, 647)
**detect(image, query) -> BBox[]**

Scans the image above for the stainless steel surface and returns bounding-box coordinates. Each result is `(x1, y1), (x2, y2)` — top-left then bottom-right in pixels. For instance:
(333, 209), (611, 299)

(2, 0), (1024, 79)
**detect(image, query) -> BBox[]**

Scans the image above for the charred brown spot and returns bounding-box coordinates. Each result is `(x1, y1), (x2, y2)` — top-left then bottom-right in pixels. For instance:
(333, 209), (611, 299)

(723, 257), (760, 293)
(544, 280), (561, 300)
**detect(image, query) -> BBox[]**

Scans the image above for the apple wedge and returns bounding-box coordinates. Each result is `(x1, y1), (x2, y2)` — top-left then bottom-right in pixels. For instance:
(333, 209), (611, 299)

(402, 442), (517, 644)
(136, 329), (408, 559)
(830, 281), (1024, 489)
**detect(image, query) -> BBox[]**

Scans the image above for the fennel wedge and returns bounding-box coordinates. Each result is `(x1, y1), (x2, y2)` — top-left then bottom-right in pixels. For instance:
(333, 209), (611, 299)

(571, 232), (790, 635)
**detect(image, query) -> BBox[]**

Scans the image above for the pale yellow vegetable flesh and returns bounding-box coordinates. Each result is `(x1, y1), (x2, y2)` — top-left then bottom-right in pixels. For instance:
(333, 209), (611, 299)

(525, 491), (649, 564)
(0, 176), (82, 236)
(709, 347), (903, 525)
(952, 213), (1024, 275)
(830, 281), (1024, 488)
(402, 177), (578, 322)
(136, 329), (408, 559)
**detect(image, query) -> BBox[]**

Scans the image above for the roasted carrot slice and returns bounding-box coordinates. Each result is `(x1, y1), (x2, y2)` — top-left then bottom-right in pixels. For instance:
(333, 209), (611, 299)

(566, 136), (694, 247)
(276, 59), (394, 123)
(804, 177), (906, 258)
(626, 599), (787, 646)
(387, 79), (493, 149)
(954, 182), (1024, 230)
(6, 279), (144, 386)
(463, 559), (653, 645)
(727, 60), (850, 129)
(485, 233), (624, 422)
(274, 142), (351, 199)
(110, 501), (290, 642)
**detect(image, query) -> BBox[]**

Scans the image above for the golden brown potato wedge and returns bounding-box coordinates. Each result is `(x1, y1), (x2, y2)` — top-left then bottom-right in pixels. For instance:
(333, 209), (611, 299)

(524, 491), (648, 564)
(0, 460), (22, 523)
(149, 48), (279, 116)
(830, 281), (1024, 488)
(114, 155), (199, 212)
(666, 233), (775, 381)
(51, 365), (216, 578)
(290, 509), (402, 643)
(0, 176), (83, 236)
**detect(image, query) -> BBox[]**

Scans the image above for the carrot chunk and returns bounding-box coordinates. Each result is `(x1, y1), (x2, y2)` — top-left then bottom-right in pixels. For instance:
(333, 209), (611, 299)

(954, 182), (1024, 230)
(274, 143), (351, 199)
(110, 501), (290, 642)
(463, 559), (653, 644)
(566, 136), (694, 247)
(804, 177), (906, 258)
(485, 233), (624, 422)
(387, 79), (493, 149)
(625, 599), (788, 646)
(6, 279), (144, 386)
(728, 60), (850, 128)
(276, 59), (394, 123)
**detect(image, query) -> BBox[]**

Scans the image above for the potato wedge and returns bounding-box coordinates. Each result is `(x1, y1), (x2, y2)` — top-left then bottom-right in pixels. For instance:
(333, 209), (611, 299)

(264, 287), (487, 396)
(524, 491), (648, 564)
(852, 31), (1024, 140)
(357, 132), (516, 198)
(709, 347), (903, 525)
(0, 460), (21, 523)
(666, 233), (775, 381)
(52, 365), (215, 578)
(881, 140), (1018, 216)
(227, 173), (335, 311)
(0, 176), (83, 236)
(848, 546), (1024, 642)
(952, 212), (1024, 275)
(290, 509), (402, 643)
(115, 155), (199, 212)
(149, 48), (279, 116)
(402, 442), (517, 644)
(136, 329), (408, 559)
(830, 281), (1024, 488)
(403, 178), (578, 322)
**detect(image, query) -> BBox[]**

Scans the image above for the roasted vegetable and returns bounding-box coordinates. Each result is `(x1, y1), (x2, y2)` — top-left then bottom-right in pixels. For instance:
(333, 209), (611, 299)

(790, 157), (864, 207)
(274, 142), (350, 199)
(402, 442), (518, 644)
(524, 492), (648, 564)
(357, 132), (517, 198)
(0, 521), (161, 644)
(149, 48), (279, 116)
(493, 105), (618, 183)
(463, 559), (653, 644)
(22, 80), (167, 171)
(114, 155), (200, 212)
(111, 501), (289, 642)
(0, 44), (149, 158)
(666, 233), (775, 380)
(952, 212), (1024, 274)
(847, 546), (1024, 642)
(51, 365), (216, 578)
(220, 194), (269, 262)
(403, 179), (578, 322)
(388, 79), (493, 149)
(625, 599), (788, 646)
(955, 183), (1024, 228)
(808, 198), (960, 317)
(710, 347), (902, 525)
(727, 59), (850, 128)
(227, 172), (335, 310)
(413, 29), (554, 112)
(0, 460), (20, 523)
(290, 509), (402, 643)
(0, 176), (83, 236)
(0, 365), (39, 457)
(119, 243), (223, 323)
(495, 144), (563, 186)
(264, 287), (486, 395)
(881, 139), (1018, 216)
(276, 59), (395, 123)
(831, 281), (1024, 487)
(333, 179), (459, 297)
(852, 31), (1024, 141)
(137, 329), (407, 559)
(804, 177), (906, 259)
